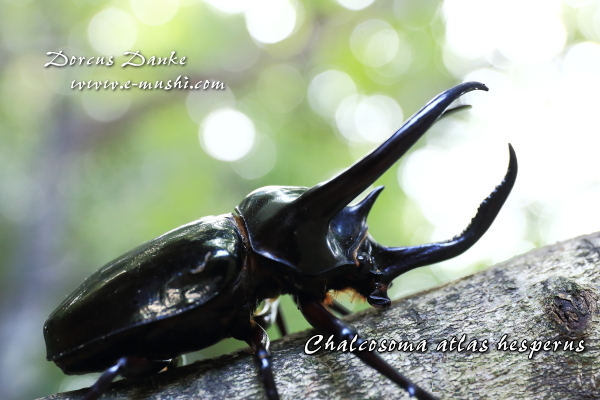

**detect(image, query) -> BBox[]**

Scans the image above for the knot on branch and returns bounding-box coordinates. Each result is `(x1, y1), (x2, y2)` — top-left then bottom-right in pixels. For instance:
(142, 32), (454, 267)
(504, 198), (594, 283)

(543, 277), (598, 339)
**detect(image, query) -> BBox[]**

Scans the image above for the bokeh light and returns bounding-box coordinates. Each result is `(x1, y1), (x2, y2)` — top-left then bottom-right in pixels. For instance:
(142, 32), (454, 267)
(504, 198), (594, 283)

(337, 0), (376, 11)
(350, 19), (400, 68)
(231, 135), (278, 179)
(200, 108), (256, 162)
(87, 8), (137, 55)
(308, 70), (357, 118)
(4, 1), (600, 399)
(336, 94), (403, 143)
(186, 86), (237, 124)
(202, 0), (246, 14)
(82, 91), (131, 122)
(245, 0), (298, 44)
(130, 0), (180, 26)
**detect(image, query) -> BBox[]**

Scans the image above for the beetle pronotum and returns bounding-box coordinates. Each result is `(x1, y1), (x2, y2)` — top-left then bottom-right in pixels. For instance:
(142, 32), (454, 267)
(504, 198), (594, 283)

(44, 82), (517, 400)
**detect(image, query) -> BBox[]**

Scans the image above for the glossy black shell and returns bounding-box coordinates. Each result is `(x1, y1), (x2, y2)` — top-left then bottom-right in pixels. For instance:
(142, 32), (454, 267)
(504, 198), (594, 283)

(236, 185), (373, 275)
(44, 215), (245, 374)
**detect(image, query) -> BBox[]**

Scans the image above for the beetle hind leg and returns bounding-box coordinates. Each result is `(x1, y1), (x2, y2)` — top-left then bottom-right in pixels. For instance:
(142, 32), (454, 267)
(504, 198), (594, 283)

(297, 295), (438, 400)
(83, 357), (170, 400)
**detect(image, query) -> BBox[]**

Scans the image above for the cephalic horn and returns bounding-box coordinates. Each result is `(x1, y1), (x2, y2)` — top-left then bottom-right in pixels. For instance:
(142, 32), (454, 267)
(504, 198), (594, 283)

(375, 144), (518, 283)
(297, 81), (488, 221)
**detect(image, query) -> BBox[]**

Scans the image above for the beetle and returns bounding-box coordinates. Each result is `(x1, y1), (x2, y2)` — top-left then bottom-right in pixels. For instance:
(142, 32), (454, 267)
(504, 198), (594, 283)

(44, 81), (517, 400)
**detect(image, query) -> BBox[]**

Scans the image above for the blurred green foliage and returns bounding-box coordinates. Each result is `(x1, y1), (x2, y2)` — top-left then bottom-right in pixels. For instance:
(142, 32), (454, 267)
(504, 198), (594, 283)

(0, 0), (595, 399)
(0, 3), (448, 398)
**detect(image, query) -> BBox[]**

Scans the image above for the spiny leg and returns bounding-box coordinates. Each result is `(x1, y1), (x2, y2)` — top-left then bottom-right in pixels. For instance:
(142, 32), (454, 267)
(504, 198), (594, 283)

(83, 357), (170, 400)
(297, 295), (438, 400)
(244, 323), (280, 400)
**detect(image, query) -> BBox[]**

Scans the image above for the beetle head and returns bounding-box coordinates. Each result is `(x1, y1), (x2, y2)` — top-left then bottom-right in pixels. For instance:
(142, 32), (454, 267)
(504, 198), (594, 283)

(236, 82), (517, 307)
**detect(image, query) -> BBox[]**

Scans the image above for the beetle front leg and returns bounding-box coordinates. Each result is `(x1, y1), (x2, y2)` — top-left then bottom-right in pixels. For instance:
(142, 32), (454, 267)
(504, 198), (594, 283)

(297, 295), (437, 400)
(243, 323), (280, 400)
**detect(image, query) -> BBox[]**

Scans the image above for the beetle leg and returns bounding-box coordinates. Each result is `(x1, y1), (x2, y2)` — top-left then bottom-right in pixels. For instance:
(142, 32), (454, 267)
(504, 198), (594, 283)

(297, 295), (437, 400)
(83, 359), (124, 400)
(254, 298), (289, 337)
(165, 355), (187, 370)
(327, 300), (351, 316)
(243, 323), (280, 400)
(275, 303), (288, 337)
(83, 357), (170, 400)
(254, 298), (280, 329)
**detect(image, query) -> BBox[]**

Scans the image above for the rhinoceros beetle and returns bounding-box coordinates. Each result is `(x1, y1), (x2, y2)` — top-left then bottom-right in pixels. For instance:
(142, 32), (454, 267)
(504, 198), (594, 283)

(44, 82), (517, 400)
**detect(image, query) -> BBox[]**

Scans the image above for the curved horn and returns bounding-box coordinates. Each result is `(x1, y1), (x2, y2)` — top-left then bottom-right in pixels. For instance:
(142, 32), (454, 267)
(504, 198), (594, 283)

(376, 144), (518, 282)
(298, 82), (488, 221)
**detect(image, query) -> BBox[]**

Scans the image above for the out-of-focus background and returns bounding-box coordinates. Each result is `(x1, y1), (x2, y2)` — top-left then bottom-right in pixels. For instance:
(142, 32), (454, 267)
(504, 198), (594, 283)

(1, 0), (599, 398)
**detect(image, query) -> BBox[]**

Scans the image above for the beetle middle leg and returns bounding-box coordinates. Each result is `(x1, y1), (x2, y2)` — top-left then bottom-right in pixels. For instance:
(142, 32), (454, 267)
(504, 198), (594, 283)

(297, 294), (438, 400)
(83, 357), (171, 400)
(240, 322), (280, 400)
(254, 297), (288, 337)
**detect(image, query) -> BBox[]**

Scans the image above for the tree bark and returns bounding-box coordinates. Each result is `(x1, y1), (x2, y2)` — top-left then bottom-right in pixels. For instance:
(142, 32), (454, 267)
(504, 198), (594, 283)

(40, 232), (600, 400)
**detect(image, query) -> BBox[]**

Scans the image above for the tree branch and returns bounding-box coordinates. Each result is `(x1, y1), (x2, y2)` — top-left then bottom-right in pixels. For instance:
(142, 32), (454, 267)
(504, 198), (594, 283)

(41, 232), (600, 400)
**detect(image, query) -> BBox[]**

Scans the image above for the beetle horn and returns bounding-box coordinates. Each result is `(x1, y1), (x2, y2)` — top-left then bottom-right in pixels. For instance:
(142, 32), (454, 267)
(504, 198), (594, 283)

(298, 81), (488, 220)
(330, 186), (384, 241)
(375, 144), (518, 283)
(344, 185), (383, 223)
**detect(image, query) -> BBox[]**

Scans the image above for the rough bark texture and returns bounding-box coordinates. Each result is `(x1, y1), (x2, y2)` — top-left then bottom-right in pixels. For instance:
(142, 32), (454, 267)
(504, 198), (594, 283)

(40, 232), (600, 400)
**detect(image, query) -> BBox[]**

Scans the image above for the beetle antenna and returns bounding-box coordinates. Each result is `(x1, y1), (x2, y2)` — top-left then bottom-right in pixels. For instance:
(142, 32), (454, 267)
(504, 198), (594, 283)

(298, 82), (488, 221)
(377, 144), (517, 282)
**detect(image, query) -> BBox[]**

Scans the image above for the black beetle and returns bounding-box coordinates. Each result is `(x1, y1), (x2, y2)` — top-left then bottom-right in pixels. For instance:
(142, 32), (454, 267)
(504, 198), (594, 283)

(44, 82), (517, 400)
